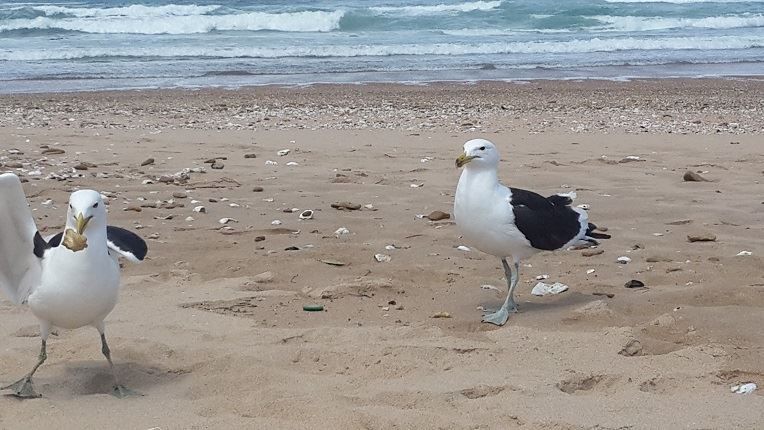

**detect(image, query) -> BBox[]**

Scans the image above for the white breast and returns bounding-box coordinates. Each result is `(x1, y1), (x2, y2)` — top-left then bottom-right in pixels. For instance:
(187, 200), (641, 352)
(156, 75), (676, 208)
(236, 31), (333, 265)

(28, 245), (120, 329)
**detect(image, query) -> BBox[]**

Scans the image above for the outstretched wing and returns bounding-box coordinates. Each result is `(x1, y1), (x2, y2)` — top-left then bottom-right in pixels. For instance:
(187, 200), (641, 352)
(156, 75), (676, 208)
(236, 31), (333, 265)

(0, 173), (43, 304)
(106, 226), (147, 262)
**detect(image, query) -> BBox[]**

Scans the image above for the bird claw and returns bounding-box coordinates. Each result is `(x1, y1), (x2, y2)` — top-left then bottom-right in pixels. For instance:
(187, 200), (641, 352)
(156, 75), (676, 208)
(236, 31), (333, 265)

(482, 308), (510, 326)
(2, 376), (41, 399)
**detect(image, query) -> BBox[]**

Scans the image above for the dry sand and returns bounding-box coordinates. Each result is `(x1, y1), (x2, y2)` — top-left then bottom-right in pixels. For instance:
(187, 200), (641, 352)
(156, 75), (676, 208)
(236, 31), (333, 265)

(0, 80), (763, 429)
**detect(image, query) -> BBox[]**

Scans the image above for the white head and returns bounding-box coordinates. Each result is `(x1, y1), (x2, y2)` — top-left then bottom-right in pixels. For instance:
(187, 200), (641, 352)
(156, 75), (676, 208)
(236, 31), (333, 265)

(455, 139), (500, 170)
(66, 190), (107, 236)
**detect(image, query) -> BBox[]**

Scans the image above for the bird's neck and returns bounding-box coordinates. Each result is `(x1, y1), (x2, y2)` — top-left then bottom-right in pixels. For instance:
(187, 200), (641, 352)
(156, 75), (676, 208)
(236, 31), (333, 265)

(459, 166), (500, 190)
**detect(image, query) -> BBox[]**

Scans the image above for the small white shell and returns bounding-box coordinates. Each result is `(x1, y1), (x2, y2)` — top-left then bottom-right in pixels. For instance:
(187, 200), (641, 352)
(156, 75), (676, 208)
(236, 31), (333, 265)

(185, 216), (194, 222)
(410, 183), (423, 188)
(334, 227), (350, 236)
(535, 274), (549, 280)
(374, 253), (391, 263)
(456, 245), (471, 252)
(531, 282), (569, 296)
(271, 220), (282, 225)
(299, 210), (313, 220)
(219, 217), (238, 224)
(385, 245), (397, 250)
(286, 161), (299, 166)
(228, 203), (240, 208)
(193, 206), (206, 213)
(586, 269), (596, 274)
(617, 256), (632, 264)
(265, 160), (278, 165)
(736, 250), (752, 256)
(731, 383), (757, 394)
(277, 149), (291, 156)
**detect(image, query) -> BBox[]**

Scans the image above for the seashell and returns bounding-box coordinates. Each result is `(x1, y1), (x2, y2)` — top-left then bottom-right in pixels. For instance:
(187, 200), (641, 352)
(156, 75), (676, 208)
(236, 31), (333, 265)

(374, 253), (391, 263)
(456, 245), (471, 252)
(277, 149), (290, 156)
(334, 227), (350, 236)
(265, 160), (278, 166)
(219, 217), (238, 224)
(731, 383), (757, 394)
(617, 256), (632, 264)
(299, 210), (313, 220)
(271, 220), (282, 225)
(286, 161), (299, 166)
(531, 282), (569, 296)
(193, 206), (206, 213)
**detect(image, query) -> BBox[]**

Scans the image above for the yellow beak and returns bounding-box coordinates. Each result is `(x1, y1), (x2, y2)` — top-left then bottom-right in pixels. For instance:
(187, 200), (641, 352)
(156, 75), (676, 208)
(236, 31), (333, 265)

(455, 153), (477, 168)
(75, 213), (91, 234)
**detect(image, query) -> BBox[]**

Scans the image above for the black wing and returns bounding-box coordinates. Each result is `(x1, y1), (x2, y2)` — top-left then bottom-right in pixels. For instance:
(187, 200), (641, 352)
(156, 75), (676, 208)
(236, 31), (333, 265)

(107, 226), (148, 262)
(33, 231), (53, 258)
(509, 187), (583, 251)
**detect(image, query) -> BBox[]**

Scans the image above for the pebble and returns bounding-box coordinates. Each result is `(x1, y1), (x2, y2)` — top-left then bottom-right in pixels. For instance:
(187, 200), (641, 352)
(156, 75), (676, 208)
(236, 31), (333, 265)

(334, 227), (350, 236)
(425, 210), (450, 221)
(41, 148), (65, 155)
(193, 205), (206, 213)
(618, 339), (643, 356)
(624, 279), (645, 289)
(254, 236), (265, 242)
(581, 248), (604, 257)
(331, 201), (361, 211)
(687, 233), (716, 242)
(683, 171), (711, 182)
(299, 210), (314, 220)
(303, 304), (324, 312)
(252, 186), (264, 192)
(244, 153), (257, 158)
(140, 158), (155, 166)
(172, 192), (187, 199)
(431, 311), (451, 319)
(124, 205), (142, 212)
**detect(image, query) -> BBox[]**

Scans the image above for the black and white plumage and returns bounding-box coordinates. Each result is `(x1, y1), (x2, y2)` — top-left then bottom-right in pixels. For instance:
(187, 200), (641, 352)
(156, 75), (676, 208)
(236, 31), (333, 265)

(454, 139), (610, 326)
(0, 172), (147, 398)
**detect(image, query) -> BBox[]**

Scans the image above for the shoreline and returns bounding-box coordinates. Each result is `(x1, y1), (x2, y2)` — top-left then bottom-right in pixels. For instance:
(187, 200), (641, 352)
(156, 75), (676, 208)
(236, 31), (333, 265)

(2, 78), (763, 135)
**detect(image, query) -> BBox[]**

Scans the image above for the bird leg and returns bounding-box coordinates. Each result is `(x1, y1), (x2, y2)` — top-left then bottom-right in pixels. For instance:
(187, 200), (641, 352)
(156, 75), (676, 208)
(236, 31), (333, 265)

(98, 330), (139, 398)
(2, 338), (47, 398)
(482, 258), (520, 326)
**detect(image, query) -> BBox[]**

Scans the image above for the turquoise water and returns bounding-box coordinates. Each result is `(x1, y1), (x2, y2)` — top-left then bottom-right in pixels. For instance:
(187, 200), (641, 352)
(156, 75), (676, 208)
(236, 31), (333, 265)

(1, 0), (763, 92)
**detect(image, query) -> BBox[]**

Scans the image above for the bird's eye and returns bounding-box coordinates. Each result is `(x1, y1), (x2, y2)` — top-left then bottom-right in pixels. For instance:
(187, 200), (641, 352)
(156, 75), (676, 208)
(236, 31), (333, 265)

(92, 202), (98, 208)
(479, 146), (486, 151)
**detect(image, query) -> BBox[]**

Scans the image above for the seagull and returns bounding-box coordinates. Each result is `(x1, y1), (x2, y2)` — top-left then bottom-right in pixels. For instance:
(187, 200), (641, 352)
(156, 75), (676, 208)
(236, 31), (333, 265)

(454, 139), (610, 326)
(0, 173), (147, 398)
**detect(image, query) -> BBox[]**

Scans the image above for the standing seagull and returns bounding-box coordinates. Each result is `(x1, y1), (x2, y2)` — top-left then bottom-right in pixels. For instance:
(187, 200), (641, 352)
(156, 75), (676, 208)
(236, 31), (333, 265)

(0, 173), (147, 398)
(454, 139), (610, 326)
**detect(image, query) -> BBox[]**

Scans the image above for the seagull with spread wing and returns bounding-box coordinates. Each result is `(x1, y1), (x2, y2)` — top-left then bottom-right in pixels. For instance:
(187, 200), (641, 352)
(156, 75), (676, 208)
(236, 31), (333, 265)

(0, 173), (147, 398)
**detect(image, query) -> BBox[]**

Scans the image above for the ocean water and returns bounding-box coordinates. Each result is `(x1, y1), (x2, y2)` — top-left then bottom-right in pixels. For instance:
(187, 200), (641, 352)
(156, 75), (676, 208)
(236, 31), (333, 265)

(1, 0), (763, 92)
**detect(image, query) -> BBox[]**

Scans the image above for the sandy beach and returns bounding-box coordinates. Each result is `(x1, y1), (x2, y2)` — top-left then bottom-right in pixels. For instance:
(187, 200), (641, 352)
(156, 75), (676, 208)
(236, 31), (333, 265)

(0, 79), (763, 429)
